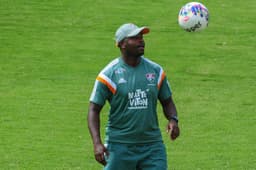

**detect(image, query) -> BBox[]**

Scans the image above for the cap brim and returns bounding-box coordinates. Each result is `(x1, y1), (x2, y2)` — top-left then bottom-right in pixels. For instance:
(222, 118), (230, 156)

(127, 27), (150, 37)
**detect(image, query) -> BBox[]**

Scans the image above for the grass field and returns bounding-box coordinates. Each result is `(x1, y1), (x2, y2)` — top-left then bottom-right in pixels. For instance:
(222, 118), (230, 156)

(0, 0), (255, 169)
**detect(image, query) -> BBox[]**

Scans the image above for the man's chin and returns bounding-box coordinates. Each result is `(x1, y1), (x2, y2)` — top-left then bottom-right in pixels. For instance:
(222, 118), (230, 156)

(135, 52), (144, 58)
(138, 51), (144, 56)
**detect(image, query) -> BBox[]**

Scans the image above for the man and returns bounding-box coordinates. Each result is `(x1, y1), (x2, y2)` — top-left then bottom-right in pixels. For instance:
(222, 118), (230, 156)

(88, 23), (180, 170)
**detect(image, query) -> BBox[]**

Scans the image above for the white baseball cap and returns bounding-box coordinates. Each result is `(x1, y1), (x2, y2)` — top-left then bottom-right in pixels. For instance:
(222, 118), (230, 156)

(115, 23), (150, 44)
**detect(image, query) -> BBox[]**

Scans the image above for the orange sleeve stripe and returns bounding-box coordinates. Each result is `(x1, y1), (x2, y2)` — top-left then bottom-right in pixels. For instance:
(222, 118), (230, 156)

(158, 71), (166, 89)
(96, 76), (116, 94)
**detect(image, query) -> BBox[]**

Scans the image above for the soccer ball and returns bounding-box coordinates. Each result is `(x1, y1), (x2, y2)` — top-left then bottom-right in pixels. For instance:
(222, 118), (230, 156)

(178, 2), (209, 32)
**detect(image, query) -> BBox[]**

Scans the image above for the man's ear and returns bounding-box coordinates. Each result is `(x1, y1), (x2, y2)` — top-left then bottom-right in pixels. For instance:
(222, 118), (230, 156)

(119, 39), (126, 49)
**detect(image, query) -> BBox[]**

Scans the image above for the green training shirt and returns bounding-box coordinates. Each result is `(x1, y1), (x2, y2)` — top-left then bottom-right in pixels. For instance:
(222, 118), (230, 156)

(90, 56), (172, 144)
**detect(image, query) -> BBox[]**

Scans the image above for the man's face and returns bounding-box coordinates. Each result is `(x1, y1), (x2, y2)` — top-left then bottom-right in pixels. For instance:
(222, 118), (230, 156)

(121, 33), (145, 58)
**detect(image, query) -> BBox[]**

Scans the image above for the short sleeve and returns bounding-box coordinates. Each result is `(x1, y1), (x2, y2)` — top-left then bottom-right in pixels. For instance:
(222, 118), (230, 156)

(158, 77), (172, 101)
(89, 80), (111, 106)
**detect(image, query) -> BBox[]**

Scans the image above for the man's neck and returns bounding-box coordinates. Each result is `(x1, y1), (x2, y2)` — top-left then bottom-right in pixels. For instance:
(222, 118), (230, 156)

(122, 55), (141, 67)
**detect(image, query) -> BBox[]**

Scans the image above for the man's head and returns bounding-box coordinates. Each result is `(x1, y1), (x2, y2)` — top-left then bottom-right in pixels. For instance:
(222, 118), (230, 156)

(115, 23), (150, 45)
(115, 23), (150, 58)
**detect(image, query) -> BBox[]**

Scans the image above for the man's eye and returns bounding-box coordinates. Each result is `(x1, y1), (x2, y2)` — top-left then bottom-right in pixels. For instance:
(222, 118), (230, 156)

(132, 36), (142, 40)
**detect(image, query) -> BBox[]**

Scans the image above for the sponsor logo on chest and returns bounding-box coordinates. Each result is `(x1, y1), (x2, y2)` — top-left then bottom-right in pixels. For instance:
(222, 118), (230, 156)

(128, 89), (148, 110)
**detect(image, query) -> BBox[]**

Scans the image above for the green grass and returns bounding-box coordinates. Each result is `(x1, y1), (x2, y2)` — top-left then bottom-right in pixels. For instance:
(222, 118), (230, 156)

(0, 0), (255, 169)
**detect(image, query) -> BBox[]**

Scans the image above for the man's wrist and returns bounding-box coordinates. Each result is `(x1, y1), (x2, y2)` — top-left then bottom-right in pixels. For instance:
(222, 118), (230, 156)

(169, 115), (178, 123)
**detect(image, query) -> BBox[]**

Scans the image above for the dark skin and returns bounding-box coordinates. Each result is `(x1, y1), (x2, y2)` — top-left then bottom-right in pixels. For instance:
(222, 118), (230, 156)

(118, 33), (145, 67)
(88, 33), (180, 166)
(160, 97), (180, 140)
(88, 103), (107, 166)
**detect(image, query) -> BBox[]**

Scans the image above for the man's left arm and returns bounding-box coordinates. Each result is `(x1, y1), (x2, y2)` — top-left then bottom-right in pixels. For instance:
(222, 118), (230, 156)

(160, 96), (180, 141)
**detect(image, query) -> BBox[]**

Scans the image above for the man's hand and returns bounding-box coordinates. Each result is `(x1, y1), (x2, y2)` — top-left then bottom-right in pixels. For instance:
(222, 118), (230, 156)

(167, 120), (180, 140)
(94, 143), (109, 166)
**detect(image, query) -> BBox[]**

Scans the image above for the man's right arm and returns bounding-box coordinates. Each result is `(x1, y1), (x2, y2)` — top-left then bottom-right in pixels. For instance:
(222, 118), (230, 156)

(88, 102), (108, 166)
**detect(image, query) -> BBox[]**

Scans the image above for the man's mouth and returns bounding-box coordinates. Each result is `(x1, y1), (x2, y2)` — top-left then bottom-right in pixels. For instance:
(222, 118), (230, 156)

(137, 45), (145, 50)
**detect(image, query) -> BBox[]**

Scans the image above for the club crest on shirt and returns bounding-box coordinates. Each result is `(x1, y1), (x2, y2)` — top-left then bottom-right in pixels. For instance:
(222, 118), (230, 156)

(146, 73), (155, 82)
